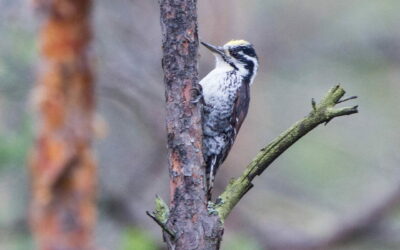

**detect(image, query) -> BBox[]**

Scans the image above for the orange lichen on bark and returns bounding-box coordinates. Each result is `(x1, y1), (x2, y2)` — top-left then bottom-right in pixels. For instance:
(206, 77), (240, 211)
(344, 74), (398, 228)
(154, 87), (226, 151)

(30, 1), (96, 249)
(169, 150), (184, 201)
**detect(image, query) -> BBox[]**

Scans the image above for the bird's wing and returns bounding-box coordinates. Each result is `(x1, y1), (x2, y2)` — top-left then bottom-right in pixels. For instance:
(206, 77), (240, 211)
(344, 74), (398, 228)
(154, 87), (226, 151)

(231, 82), (251, 137)
(215, 82), (250, 168)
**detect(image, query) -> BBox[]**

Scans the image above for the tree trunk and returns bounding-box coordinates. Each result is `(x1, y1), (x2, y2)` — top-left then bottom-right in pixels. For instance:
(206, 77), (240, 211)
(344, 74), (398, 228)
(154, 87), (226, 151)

(29, 1), (96, 249)
(160, 0), (224, 249)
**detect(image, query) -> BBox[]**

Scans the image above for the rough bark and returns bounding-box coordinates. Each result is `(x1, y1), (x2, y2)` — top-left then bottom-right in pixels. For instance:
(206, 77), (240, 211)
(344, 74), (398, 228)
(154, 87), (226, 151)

(29, 1), (96, 249)
(159, 0), (223, 249)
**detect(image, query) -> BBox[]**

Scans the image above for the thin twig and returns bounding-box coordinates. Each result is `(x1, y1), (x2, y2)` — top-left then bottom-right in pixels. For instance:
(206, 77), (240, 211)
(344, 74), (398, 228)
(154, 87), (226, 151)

(146, 211), (176, 239)
(337, 95), (357, 103)
(311, 98), (317, 111)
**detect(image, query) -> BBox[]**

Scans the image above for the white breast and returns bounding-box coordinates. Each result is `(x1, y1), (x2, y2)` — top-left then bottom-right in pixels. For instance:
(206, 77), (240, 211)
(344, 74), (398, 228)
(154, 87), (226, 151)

(200, 66), (238, 104)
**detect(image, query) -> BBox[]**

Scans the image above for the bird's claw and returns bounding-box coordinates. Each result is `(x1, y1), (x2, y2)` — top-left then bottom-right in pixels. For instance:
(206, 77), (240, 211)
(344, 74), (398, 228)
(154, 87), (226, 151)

(190, 85), (203, 104)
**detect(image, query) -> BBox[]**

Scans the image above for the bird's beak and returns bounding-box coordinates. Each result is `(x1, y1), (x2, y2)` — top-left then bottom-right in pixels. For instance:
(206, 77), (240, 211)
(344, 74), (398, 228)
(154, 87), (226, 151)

(201, 41), (225, 56)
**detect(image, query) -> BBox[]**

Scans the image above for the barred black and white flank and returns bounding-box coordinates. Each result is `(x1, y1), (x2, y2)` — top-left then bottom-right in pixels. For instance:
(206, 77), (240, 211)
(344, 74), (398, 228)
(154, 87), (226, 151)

(200, 40), (259, 199)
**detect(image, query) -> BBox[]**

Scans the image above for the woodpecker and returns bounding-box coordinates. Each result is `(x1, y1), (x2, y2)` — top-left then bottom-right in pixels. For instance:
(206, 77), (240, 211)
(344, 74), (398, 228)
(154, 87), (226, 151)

(199, 40), (259, 199)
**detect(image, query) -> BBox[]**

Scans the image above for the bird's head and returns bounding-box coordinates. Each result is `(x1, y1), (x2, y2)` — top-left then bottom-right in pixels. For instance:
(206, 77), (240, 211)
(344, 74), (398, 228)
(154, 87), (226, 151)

(201, 40), (259, 83)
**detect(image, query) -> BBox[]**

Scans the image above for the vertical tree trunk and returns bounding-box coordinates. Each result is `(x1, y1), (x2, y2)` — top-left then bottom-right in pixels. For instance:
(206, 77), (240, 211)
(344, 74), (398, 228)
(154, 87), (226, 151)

(30, 1), (96, 249)
(160, 0), (223, 249)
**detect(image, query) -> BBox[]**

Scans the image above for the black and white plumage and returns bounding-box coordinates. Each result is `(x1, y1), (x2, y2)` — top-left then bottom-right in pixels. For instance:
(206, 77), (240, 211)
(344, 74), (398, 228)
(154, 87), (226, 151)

(200, 40), (259, 198)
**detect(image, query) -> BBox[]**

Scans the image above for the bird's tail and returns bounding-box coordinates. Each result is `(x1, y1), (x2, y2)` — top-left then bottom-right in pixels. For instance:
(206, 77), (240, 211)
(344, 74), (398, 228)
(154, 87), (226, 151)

(206, 156), (217, 201)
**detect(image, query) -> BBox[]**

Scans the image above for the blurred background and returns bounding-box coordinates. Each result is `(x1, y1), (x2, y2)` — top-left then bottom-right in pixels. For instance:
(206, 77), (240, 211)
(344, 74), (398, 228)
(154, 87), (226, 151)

(1, 0), (400, 249)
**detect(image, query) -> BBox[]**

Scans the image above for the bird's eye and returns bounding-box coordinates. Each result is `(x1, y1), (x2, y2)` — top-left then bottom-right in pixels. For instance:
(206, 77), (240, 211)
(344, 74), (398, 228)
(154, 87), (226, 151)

(229, 49), (238, 57)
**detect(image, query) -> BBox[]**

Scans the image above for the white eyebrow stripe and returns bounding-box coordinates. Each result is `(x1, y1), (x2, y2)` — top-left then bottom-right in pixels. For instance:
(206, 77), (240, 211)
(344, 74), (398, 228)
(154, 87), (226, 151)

(240, 53), (259, 85)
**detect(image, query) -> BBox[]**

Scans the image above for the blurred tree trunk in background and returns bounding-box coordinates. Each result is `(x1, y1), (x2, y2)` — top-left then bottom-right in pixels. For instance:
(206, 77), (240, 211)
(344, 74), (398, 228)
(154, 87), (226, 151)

(159, 0), (224, 249)
(29, 0), (96, 249)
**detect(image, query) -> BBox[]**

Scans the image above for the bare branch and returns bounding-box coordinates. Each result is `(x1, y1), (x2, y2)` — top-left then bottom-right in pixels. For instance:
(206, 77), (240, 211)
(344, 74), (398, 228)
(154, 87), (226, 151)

(215, 85), (359, 221)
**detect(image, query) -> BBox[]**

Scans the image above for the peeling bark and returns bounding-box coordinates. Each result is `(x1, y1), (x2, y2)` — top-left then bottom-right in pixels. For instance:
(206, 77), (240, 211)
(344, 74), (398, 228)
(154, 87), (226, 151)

(160, 0), (223, 249)
(29, 1), (96, 249)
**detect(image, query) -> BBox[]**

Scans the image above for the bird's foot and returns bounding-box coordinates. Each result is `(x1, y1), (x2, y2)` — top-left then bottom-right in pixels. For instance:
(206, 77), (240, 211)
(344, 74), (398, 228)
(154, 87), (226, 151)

(207, 201), (217, 215)
(190, 85), (203, 104)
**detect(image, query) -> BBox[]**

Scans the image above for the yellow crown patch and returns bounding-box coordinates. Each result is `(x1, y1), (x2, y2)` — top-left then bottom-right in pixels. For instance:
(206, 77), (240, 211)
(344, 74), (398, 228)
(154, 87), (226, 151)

(224, 40), (251, 47)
